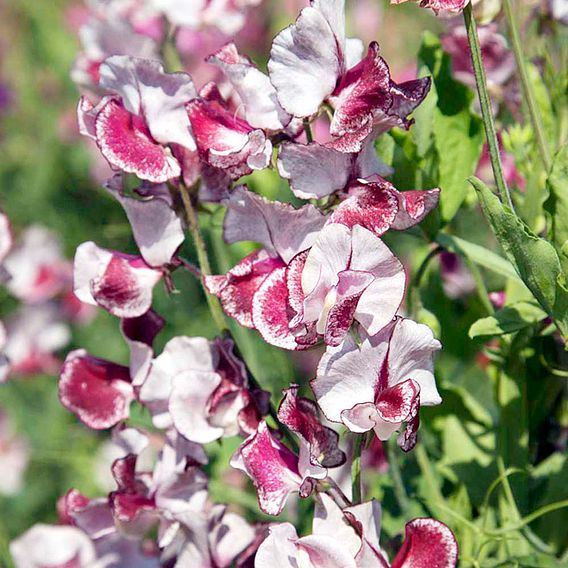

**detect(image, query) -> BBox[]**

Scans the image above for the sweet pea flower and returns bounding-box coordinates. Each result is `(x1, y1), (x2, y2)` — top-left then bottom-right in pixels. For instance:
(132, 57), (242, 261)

(0, 409), (29, 496)
(256, 493), (458, 567)
(73, 241), (163, 318)
(3, 226), (71, 304)
(230, 388), (344, 516)
(186, 84), (273, 180)
(78, 55), (196, 182)
(313, 317), (442, 451)
(139, 335), (268, 442)
(2, 303), (71, 378)
(268, 0), (430, 151)
(59, 349), (135, 429)
(441, 25), (515, 93)
(298, 223), (406, 346)
(0, 210), (13, 282)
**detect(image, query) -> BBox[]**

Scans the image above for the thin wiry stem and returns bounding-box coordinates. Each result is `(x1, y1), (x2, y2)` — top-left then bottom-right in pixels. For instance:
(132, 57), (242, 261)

(463, 4), (515, 211)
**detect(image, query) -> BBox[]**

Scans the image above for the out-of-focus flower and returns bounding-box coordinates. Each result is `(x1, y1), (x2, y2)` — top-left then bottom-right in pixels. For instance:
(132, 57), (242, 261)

(391, 0), (469, 14)
(441, 25), (515, 94)
(0, 409), (29, 496)
(2, 303), (71, 378)
(476, 140), (525, 190)
(3, 226), (71, 304)
(439, 251), (476, 299)
(313, 317), (442, 451)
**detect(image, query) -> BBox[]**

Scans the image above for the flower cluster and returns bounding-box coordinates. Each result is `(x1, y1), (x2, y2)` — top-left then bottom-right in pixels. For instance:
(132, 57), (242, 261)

(10, 0), (466, 565)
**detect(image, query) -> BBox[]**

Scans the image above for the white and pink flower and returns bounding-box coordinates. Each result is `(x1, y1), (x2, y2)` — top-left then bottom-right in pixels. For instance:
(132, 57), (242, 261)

(313, 317), (442, 451)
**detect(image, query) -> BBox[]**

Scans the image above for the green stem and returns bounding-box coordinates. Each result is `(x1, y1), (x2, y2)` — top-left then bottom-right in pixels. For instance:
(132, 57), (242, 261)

(463, 4), (515, 211)
(387, 438), (411, 517)
(303, 119), (313, 143)
(351, 433), (365, 504)
(502, 0), (552, 171)
(178, 182), (229, 334)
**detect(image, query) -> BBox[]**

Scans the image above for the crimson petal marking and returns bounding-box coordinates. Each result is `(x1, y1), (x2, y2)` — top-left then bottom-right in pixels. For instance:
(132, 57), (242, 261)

(90, 253), (162, 319)
(204, 250), (285, 328)
(375, 379), (420, 424)
(59, 349), (134, 430)
(390, 518), (458, 568)
(391, 0), (468, 13)
(328, 180), (399, 236)
(95, 99), (181, 182)
(286, 250), (309, 326)
(252, 266), (315, 351)
(391, 188), (440, 230)
(230, 421), (301, 515)
(278, 385), (346, 468)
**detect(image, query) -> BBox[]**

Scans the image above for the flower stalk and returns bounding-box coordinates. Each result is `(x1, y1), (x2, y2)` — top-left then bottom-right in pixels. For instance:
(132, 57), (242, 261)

(463, 4), (515, 211)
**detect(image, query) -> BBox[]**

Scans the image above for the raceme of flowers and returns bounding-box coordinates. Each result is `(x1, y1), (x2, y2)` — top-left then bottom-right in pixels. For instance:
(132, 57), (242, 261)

(8, 0), (471, 565)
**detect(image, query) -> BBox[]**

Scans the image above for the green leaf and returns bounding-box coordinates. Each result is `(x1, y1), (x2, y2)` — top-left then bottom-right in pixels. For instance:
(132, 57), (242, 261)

(469, 302), (548, 338)
(436, 233), (520, 281)
(545, 143), (568, 274)
(470, 176), (568, 340)
(417, 32), (484, 223)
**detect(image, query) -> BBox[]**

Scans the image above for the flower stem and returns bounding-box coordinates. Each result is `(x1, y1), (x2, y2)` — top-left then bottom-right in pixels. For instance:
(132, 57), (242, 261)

(502, 0), (552, 172)
(303, 119), (313, 143)
(387, 438), (411, 517)
(178, 182), (228, 334)
(351, 433), (365, 504)
(463, 4), (515, 211)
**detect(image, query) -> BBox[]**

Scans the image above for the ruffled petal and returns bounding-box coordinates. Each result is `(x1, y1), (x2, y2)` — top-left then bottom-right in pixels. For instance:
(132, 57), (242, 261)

(73, 242), (163, 319)
(59, 349), (134, 430)
(278, 385), (345, 468)
(230, 421), (301, 515)
(223, 186), (326, 263)
(95, 98), (182, 182)
(390, 518), (458, 568)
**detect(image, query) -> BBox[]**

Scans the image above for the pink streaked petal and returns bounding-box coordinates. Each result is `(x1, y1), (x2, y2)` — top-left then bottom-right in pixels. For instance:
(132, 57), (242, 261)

(391, 188), (440, 230)
(95, 98), (181, 183)
(330, 43), (392, 143)
(99, 55), (196, 150)
(223, 186), (326, 263)
(329, 180), (399, 236)
(252, 266), (315, 351)
(104, 175), (185, 267)
(59, 349), (134, 430)
(187, 98), (270, 177)
(278, 385), (345, 468)
(121, 309), (165, 387)
(286, 250), (309, 325)
(268, 0), (344, 117)
(207, 42), (291, 131)
(314, 332), (387, 423)
(169, 370), (224, 444)
(390, 518), (458, 568)
(204, 249), (284, 329)
(230, 421), (301, 516)
(350, 226), (406, 335)
(376, 379), (420, 424)
(277, 142), (354, 199)
(73, 242), (164, 319)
